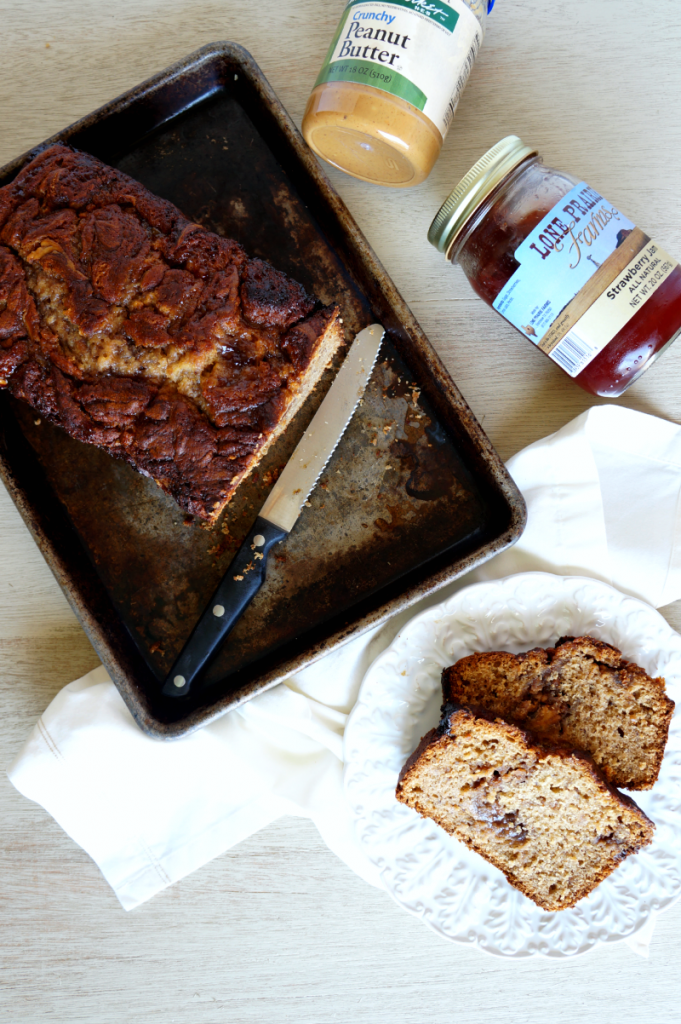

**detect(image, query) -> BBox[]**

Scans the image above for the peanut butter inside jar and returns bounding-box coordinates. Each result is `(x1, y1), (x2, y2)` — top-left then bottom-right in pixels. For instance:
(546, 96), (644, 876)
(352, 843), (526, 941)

(302, 81), (443, 188)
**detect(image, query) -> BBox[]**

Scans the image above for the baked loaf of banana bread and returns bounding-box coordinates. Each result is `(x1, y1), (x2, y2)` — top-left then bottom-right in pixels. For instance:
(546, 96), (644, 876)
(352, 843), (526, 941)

(0, 145), (344, 521)
(441, 637), (674, 790)
(396, 703), (654, 911)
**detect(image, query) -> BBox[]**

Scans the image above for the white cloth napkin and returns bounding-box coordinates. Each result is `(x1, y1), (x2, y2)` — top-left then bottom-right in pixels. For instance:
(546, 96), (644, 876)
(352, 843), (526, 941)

(9, 404), (681, 955)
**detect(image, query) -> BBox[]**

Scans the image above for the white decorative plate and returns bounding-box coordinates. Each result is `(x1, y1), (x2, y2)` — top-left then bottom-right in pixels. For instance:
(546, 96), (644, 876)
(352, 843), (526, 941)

(343, 573), (681, 958)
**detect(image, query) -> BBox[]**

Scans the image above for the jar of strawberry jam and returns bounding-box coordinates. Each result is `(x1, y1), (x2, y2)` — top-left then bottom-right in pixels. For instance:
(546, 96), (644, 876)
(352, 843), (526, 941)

(428, 136), (681, 396)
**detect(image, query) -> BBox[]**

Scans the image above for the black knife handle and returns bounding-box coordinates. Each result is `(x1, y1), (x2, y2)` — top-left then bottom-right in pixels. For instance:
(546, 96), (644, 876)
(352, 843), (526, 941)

(162, 517), (287, 698)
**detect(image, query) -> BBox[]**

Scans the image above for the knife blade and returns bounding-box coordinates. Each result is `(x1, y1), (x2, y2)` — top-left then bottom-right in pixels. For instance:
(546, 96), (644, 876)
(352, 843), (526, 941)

(162, 323), (385, 698)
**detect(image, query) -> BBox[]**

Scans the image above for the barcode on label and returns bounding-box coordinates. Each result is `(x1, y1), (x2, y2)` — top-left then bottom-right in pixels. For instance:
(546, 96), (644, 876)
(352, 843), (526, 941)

(549, 330), (601, 378)
(442, 37), (480, 132)
(443, 95), (459, 132)
(440, 96), (456, 132)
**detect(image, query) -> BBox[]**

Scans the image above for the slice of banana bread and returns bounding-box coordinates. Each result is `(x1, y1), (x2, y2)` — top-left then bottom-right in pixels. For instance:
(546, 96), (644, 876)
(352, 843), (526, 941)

(396, 703), (654, 911)
(441, 637), (674, 790)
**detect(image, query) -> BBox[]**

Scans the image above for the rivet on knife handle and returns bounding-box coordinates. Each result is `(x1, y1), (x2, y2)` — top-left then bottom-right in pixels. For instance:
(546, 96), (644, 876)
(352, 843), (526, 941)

(162, 517), (287, 697)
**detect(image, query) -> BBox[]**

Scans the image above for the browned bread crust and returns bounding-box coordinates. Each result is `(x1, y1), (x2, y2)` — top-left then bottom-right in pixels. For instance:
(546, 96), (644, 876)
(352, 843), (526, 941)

(396, 703), (654, 911)
(0, 145), (344, 521)
(441, 636), (674, 790)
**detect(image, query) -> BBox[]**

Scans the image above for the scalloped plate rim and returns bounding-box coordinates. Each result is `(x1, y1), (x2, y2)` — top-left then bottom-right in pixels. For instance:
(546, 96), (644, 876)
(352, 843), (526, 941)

(343, 571), (681, 959)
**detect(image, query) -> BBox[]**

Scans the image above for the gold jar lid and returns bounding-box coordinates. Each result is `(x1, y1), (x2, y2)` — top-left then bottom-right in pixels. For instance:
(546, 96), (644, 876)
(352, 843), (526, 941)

(428, 136), (538, 259)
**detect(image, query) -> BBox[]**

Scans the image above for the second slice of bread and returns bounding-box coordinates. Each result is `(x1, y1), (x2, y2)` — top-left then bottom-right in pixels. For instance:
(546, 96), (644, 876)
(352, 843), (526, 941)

(442, 637), (674, 790)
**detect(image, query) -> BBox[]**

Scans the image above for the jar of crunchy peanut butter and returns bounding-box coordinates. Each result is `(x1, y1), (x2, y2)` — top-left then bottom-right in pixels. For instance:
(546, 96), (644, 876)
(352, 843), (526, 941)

(302, 0), (493, 188)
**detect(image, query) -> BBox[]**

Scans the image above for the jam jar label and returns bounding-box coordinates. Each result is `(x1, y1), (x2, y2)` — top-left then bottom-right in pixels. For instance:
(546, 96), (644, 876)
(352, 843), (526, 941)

(314, 0), (483, 138)
(493, 182), (679, 377)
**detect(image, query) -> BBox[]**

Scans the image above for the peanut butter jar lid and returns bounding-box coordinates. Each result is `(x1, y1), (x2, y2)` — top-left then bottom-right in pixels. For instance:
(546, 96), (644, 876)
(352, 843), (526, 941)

(428, 135), (537, 259)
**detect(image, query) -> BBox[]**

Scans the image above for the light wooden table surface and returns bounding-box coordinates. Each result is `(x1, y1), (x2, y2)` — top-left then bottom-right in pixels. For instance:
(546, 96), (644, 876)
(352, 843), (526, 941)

(2, 1), (681, 1021)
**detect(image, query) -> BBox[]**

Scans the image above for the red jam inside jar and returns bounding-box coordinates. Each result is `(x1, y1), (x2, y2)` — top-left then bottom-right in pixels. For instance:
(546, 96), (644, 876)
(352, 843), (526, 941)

(429, 138), (681, 397)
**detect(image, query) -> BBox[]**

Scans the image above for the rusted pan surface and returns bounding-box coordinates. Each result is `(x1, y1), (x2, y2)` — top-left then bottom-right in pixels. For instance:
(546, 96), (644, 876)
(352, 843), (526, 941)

(0, 44), (525, 736)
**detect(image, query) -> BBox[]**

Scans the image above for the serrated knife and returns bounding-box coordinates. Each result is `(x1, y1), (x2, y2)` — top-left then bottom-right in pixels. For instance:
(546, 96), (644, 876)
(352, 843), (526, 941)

(162, 323), (385, 698)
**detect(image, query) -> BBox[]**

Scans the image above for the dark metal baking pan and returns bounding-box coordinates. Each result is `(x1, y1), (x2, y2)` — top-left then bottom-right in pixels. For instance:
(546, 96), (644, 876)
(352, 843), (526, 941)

(0, 43), (526, 737)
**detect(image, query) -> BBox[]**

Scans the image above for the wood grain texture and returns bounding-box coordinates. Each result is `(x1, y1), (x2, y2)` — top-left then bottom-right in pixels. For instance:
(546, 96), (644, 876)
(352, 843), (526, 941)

(1, 1), (681, 1020)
